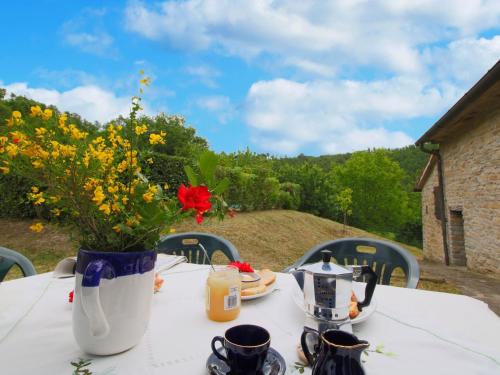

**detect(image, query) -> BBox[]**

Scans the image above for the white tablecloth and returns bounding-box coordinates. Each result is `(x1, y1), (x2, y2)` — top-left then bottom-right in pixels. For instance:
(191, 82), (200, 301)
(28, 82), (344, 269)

(1, 263), (499, 374)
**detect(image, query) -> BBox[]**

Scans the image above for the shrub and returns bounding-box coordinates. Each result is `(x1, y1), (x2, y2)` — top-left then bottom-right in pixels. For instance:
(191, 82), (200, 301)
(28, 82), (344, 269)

(143, 153), (193, 197)
(277, 182), (301, 210)
(216, 167), (278, 211)
(0, 174), (36, 218)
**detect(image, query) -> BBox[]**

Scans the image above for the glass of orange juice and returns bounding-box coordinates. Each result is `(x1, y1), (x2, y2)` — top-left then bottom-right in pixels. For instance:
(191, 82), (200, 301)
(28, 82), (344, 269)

(206, 266), (241, 322)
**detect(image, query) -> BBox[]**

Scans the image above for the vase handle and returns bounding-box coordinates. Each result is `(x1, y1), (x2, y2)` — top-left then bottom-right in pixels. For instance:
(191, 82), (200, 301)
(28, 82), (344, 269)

(81, 259), (113, 338)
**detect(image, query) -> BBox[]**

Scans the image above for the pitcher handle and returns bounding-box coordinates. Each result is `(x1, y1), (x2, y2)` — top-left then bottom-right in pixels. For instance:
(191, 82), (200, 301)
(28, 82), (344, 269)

(357, 265), (377, 311)
(300, 327), (319, 366)
(81, 259), (114, 338)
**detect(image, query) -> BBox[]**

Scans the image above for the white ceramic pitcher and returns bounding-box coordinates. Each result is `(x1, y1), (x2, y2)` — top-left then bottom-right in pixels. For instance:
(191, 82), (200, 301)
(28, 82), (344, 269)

(72, 249), (156, 355)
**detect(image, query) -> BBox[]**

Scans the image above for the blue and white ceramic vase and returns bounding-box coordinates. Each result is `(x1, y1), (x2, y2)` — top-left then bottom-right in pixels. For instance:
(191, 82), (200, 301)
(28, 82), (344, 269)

(72, 249), (157, 355)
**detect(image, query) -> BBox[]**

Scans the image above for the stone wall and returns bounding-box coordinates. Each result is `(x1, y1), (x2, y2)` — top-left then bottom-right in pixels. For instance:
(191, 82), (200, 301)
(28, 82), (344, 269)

(440, 109), (500, 273)
(421, 163), (445, 262)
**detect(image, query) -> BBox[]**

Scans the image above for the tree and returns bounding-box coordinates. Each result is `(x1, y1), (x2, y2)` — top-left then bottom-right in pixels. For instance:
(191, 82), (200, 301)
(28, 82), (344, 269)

(116, 113), (209, 159)
(336, 188), (353, 234)
(334, 150), (409, 233)
(276, 162), (338, 218)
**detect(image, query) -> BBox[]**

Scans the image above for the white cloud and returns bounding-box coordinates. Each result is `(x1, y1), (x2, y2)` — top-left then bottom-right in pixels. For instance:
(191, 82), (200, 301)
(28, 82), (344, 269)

(64, 31), (115, 56)
(123, 1), (500, 154)
(185, 65), (220, 87)
(3, 82), (132, 123)
(196, 95), (234, 124)
(61, 8), (117, 58)
(125, 0), (500, 75)
(423, 36), (500, 85)
(244, 77), (462, 154)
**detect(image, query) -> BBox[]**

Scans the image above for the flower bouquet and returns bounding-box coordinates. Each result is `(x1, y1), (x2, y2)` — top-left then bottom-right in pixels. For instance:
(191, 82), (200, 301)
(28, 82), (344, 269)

(0, 74), (230, 354)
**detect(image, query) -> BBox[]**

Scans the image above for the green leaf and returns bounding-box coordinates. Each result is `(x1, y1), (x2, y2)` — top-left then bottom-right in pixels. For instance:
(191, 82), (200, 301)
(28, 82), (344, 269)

(213, 177), (230, 194)
(184, 165), (198, 186)
(199, 151), (218, 185)
(118, 224), (134, 235)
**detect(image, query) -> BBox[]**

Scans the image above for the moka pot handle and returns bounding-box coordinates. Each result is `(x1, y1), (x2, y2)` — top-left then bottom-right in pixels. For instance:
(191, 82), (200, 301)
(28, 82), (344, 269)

(356, 265), (377, 311)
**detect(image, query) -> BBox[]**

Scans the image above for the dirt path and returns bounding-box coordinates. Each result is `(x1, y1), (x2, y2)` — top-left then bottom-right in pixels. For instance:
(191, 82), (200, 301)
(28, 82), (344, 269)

(420, 260), (500, 316)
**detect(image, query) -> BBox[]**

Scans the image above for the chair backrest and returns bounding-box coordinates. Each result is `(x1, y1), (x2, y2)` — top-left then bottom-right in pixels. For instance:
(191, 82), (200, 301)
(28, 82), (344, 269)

(285, 237), (419, 288)
(155, 232), (241, 265)
(0, 246), (37, 281)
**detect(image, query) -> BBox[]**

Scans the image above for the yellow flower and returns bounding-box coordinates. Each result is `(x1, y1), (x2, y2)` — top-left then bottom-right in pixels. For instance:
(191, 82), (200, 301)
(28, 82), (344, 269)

(32, 159), (44, 169)
(31, 192), (45, 205)
(5, 118), (14, 127)
(149, 133), (165, 145)
(142, 185), (158, 203)
(92, 186), (106, 205)
(30, 222), (44, 233)
(99, 203), (111, 215)
(58, 113), (68, 126)
(169, 228), (176, 233)
(107, 185), (119, 194)
(112, 225), (121, 233)
(142, 191), (154, 203)
(35, 127), (48, 137)
(51, 208), (61, 217)
(12, 111), (22, 119)
(140, 77), (151, 86)
(49, 196), (61, 203)
(31, 186), (39, 193)
(30, 106), (42, 117)
(146, 158), (154, 164)
(0, 136), (8, 145)
(134, 124), (148, 135)
(163, 183), (169, 190)
(116, 160), (128, 173)
(41, 109), (53, 120)
(59, 123), (69, 134)
(69, 124), (88, 140)
(0, 166), (9, 174)
(122, 196), (129, 205)
(6, 144), (19, 157)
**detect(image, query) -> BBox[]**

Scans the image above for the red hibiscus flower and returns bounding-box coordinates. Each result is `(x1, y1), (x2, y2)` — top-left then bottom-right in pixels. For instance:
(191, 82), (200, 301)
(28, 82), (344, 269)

(228, 209), (236, 218)
(69, 290), (74, 303)
(229, 261), (254, 273)
(177, 184), (211, 224)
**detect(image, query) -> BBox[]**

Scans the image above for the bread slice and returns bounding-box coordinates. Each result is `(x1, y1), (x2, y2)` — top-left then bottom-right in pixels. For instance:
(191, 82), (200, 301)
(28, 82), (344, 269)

(257, 269), (276, 286)
(241, 282), (267, 296)
(240, 273), (261, 290)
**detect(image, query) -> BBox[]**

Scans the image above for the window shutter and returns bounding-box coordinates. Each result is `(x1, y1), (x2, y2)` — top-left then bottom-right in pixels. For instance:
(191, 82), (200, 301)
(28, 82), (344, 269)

(433, 186), (443, 220)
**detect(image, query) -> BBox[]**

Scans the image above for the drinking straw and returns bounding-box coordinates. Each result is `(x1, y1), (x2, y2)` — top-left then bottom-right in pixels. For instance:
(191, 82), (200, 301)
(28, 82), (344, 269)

(198, 243), (216, 272)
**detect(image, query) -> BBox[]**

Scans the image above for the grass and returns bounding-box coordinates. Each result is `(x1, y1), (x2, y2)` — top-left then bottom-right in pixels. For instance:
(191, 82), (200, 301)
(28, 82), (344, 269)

(0, 210), (459, 293)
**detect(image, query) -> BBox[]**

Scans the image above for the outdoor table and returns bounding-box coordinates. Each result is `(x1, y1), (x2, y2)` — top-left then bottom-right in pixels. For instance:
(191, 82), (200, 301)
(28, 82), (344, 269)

(1, 262), (499, 374)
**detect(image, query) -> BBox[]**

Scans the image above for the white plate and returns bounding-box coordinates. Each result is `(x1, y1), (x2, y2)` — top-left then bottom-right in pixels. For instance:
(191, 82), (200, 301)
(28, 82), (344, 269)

(241, 281), (276, 301)
(290, 281), (377, 325)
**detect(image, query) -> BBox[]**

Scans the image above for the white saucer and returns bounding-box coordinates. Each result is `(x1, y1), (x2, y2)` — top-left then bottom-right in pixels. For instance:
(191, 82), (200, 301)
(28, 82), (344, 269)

(241, 281), (276, 301)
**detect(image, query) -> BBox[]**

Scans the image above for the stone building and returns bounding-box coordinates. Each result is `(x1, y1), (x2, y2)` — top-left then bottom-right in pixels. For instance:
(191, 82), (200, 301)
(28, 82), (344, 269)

(415, 61), (500, 274)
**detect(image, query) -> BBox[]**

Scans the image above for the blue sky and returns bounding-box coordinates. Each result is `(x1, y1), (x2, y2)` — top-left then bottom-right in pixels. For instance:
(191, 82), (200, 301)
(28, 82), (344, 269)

(1, 1), (500, 156)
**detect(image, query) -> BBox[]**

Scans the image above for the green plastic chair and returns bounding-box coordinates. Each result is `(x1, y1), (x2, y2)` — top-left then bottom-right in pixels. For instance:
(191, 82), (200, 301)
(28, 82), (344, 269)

(284, 237), (420, 288)
(0, 246), (36, 281)
(155, 232), (241, 265)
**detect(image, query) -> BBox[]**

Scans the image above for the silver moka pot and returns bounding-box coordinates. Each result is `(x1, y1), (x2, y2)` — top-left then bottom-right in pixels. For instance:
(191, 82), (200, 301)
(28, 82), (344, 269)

(292, 250), (377, 325)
